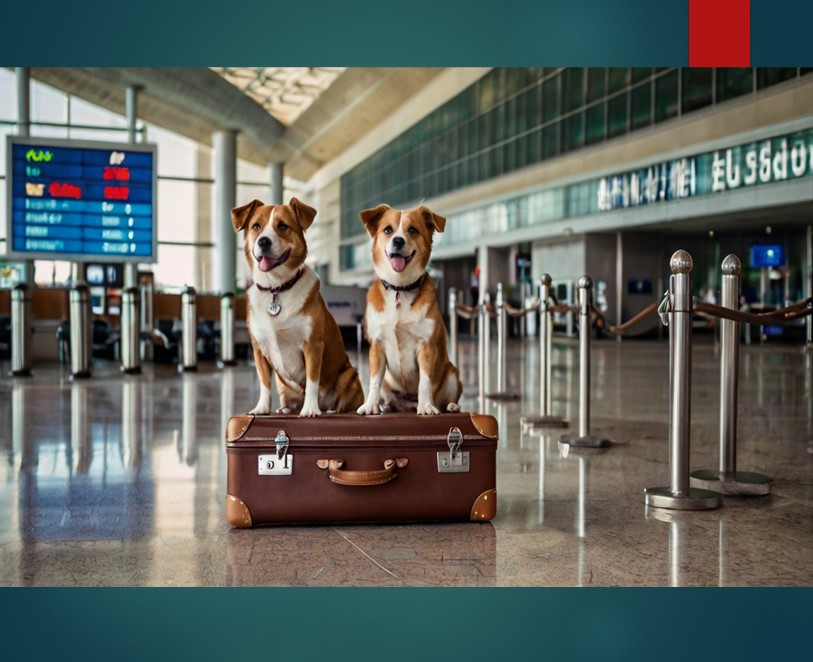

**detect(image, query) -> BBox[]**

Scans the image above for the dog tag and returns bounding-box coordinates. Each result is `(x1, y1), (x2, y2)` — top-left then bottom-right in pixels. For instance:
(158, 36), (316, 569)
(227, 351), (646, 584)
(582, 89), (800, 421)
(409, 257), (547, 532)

(267, 301), (282, 316)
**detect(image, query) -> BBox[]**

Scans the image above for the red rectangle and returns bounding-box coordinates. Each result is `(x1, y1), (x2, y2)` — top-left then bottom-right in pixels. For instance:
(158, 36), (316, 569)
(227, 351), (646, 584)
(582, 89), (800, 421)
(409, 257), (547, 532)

(689, 0), (750, 67)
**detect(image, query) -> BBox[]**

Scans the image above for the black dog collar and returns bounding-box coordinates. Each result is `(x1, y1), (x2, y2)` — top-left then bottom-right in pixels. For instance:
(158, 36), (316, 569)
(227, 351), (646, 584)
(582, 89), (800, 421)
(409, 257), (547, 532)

(381, 275), (424, 292)
(255, 268), (303, 295)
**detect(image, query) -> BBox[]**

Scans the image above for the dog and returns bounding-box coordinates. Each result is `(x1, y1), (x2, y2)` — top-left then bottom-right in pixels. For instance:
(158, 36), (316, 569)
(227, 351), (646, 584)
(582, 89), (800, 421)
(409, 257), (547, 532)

(232, 197), (364, 417)
(356, 203), (462, 416)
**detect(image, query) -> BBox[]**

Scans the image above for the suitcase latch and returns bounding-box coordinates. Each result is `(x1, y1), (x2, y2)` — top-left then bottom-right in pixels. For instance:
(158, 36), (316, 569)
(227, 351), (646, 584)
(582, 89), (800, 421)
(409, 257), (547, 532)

(438, 426), (470, 473)
(274, 430), (289, 461)
(258, 430), (294, 476)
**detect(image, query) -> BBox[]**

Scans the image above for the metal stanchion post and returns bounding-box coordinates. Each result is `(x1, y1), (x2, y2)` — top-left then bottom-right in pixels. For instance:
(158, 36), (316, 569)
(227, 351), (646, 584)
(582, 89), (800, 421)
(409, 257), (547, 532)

(10, 283), (32, 377)
(448, 287), (458, 367)
(140, 275), (154, 362)
(181, 286), (198, 372)
(121, 287), (142, 375)
(559, 276), (609, 448)
(691, 255), (771, 496)
(482, 292), (492, 402)
(488, 282), (519, 400)
(645, 250), (722, 510)
(522, 274), (567, 430)
(476, 294), (491, 412)
(219, 292), (237, 368)
(69, 283), (92, 379)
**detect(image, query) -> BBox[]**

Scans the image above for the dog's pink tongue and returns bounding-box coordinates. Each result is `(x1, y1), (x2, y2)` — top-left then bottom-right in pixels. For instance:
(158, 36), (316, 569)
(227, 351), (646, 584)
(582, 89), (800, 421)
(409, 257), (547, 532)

(389, 255), (407, 273)
(258, 256), (275, 272)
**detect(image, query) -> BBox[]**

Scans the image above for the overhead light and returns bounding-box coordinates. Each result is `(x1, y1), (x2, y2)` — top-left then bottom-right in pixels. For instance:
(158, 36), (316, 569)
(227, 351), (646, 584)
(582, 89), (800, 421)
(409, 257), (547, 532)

(766, 226), (772, 235)
(708, 230), (715, 238)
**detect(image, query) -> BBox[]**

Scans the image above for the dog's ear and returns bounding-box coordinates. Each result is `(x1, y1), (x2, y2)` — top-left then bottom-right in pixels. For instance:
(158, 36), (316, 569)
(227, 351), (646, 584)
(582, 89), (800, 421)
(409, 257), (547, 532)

(289, 197), (317, 230)
(360, 204), (391, 237)
(231, 199), (264, 232)
(417, 205), (446, 233)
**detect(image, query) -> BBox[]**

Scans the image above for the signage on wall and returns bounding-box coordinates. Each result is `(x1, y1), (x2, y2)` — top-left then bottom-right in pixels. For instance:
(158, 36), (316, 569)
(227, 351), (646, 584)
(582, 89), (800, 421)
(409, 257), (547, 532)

(597, 157), (697, 211)
(5, 136), (157, 262)
(596, 128), (813, 212)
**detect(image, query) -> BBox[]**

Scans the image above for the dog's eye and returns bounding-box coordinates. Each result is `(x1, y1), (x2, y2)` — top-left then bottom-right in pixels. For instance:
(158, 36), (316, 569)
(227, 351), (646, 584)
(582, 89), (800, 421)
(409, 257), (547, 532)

(383, 226), (393, 234)
(251, 223), (261, 231)
(407, 227), (417, 235)
(278, 223), (288, 231)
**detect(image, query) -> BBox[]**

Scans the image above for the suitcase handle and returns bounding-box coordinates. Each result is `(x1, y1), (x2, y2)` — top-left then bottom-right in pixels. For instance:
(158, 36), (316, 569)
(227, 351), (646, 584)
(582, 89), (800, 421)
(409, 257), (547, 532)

(316, 458), (408, 486)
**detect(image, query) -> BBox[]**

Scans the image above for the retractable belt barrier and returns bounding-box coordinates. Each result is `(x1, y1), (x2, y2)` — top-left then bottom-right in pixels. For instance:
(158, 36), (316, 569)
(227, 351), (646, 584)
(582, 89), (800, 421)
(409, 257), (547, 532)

(219, 292), (237, 368)
(181, 286), (197, 373)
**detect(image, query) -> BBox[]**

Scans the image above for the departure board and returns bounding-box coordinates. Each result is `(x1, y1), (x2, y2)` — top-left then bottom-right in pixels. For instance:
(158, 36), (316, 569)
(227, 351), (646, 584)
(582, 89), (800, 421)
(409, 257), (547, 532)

(5, 136), (157, 262)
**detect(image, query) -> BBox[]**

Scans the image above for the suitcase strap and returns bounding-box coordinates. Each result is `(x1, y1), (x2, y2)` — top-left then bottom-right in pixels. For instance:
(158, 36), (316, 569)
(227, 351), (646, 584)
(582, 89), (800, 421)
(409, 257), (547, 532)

(316, 458), (409, 486)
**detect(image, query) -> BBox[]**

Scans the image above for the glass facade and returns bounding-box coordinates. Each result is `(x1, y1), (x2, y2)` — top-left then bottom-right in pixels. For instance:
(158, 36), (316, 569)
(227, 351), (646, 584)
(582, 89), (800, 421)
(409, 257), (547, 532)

(433, 126), (813, 253)
(340, 68), (813, 269)
(0, 70), (270, 290)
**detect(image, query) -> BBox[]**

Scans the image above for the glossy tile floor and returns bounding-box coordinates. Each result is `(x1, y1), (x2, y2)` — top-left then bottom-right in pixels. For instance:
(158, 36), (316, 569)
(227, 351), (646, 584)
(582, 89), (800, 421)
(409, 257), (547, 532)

(1, 335), (812, 587)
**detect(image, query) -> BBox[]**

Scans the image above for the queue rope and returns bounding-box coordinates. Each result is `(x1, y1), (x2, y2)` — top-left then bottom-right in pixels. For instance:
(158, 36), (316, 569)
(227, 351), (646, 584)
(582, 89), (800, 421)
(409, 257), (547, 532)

(694, 298), (813, 325)
(455, 303), (498, 319)
(458, 291), (812, 333)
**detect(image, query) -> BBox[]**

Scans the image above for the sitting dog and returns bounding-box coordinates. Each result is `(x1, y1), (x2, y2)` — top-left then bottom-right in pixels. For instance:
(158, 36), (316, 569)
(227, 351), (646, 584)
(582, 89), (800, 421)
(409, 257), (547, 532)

(356, 203), (462, 416)
(232, 197), (364, 416)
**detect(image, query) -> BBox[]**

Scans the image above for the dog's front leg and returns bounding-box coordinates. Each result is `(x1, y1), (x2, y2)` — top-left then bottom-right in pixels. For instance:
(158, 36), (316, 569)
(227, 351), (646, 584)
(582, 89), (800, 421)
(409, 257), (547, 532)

(357, 340), (386, 415)
(249, 345), (274, 415)
(299, 339), (323, 417)
(416, 341), (440, 415)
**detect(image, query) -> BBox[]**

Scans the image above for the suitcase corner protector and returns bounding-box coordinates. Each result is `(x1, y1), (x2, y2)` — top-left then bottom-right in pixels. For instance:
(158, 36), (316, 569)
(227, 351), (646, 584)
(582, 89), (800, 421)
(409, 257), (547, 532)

(226, 494), (253, 528)
(226, 414), (255, 443)
(470, 489), (497, 521)
(469, 413), (499, 440)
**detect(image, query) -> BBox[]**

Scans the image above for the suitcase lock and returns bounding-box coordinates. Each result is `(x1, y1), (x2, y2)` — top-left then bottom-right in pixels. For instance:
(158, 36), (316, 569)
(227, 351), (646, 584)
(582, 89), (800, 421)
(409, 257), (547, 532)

(258, 430), (294, 476)
(438, 427), (470, 473)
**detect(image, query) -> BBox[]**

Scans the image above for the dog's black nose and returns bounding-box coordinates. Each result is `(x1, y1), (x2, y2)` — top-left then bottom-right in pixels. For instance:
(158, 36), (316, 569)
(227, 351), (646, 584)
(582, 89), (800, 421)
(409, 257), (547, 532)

(257, 236), (271, 251)
(392, 236), (405, 249)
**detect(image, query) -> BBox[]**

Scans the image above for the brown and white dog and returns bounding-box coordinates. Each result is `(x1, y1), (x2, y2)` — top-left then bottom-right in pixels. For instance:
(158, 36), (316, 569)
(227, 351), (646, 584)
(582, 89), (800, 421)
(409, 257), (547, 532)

(356, 203), (462, 416)
(232, 197), (364, 417)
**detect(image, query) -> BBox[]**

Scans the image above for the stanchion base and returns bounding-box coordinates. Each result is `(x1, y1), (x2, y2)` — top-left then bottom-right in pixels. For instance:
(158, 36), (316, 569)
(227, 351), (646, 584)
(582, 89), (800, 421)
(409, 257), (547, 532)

(558, 441), (608, 458)
(486, 392), (520, 401)
(689, 470), (771, 496)
(70, 371), (92, 380)
(9, 368), (32, 377)
(180, 365), (198, 373)
(644, 486), (722, 510)
(121, 366), (142, 375)
(218, 360), (237, 368)
(521, 415), (569, 431)
(558, 434), (611, 448)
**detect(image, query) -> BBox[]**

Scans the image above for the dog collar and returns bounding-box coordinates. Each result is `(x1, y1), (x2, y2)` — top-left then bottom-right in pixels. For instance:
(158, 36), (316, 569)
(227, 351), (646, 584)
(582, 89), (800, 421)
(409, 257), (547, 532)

(381, 275), (424, 292)
(254, 268), (303, 316)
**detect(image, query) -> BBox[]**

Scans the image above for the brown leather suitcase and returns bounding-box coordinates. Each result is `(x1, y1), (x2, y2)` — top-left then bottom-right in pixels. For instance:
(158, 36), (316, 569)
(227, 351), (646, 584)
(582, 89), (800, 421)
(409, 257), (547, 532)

(225, 412), (498, 527)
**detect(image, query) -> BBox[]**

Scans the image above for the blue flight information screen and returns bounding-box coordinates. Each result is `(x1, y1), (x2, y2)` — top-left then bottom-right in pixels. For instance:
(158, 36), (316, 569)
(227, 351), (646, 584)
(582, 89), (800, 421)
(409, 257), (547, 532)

(5, 136), (157, 262)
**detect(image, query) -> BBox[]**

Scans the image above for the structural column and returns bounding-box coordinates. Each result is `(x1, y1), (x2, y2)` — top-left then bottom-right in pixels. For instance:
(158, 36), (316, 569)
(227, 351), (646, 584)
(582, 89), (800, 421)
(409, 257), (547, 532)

(213, 129), (238, 295)
(269, 162), (283, 205)
(16, 68), (34, 286)
(124, 85), (141, 290)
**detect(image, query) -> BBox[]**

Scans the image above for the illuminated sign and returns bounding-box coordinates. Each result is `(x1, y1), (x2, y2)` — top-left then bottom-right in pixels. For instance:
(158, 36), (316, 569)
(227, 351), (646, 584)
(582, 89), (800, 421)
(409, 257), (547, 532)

(597, 158), (697, 211)
(596, 128), (813, 213)
(5, 136), (157, 262)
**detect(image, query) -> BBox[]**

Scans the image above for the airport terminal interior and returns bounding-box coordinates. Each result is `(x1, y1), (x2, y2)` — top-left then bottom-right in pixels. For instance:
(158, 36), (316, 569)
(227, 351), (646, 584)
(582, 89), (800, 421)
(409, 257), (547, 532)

(1, 67), (813, 587)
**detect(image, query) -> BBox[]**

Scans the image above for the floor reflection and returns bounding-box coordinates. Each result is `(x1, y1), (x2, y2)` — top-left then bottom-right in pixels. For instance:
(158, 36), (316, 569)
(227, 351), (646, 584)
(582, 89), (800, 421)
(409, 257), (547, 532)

(0, 338), (811, 586)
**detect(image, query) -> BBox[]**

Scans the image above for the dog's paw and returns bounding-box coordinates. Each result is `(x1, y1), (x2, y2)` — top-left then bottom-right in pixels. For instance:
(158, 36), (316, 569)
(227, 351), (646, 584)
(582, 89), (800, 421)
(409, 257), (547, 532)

(356, 402), (381, 415)
(446, 402), (461, 413)
(417, 403), (441, 415)
(249, 405), (271, 415)
(299, 405), (322, 418)
(275, 406), (293, 414)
